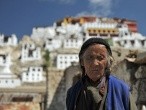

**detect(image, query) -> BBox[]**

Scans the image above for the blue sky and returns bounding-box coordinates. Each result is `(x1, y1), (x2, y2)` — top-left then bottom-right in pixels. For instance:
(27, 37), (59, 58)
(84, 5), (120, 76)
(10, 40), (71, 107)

(0, 0), (146, 39)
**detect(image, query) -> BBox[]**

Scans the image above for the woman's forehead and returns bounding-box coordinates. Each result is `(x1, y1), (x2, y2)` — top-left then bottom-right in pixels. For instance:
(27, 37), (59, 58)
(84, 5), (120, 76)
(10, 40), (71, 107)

(84, 44), (107, 54)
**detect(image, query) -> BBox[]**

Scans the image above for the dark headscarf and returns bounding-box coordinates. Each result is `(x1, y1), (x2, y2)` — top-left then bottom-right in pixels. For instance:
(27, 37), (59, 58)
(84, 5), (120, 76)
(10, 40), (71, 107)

(79, 37), (112, 57)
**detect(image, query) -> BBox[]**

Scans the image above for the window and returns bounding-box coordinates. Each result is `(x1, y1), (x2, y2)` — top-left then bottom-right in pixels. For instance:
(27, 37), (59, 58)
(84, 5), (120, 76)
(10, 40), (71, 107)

(131, 40), (135, 46)
(33, 68), (35, 71)
(94, 30), (96, 33)
(125, 32), (128, 36)
(141, 40), (145, 46)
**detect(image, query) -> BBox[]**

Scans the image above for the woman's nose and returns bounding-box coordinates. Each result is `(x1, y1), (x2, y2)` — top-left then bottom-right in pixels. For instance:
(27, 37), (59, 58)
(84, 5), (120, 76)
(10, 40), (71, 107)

(93, 59), (100, 65)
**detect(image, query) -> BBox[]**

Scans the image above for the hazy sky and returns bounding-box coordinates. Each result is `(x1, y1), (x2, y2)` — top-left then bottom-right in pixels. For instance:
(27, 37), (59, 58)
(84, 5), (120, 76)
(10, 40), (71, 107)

(0, 0), (146, 39)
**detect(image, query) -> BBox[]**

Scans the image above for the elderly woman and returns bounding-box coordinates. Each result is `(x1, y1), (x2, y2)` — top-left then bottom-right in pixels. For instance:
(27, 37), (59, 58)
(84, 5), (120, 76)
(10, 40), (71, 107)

(66, 37), (137, 110)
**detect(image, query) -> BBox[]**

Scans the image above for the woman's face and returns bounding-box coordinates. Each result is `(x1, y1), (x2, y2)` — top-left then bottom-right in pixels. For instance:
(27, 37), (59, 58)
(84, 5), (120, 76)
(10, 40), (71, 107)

(81, 44), (108, 82)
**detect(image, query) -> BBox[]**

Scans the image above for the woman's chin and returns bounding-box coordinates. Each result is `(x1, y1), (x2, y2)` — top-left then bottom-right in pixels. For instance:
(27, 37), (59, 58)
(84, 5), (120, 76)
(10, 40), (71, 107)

(90, 76), (101, 82)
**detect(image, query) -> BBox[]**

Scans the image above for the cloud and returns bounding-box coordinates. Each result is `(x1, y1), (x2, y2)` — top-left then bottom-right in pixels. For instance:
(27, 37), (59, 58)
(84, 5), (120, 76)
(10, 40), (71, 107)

(38, 0), (120, 17)
(77, 0), (119, 17)
(90, 0), (112, 15)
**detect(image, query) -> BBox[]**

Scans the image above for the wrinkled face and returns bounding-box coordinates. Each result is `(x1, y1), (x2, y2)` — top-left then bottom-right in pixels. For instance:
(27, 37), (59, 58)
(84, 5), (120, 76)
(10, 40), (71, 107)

(81, 44), (108, 82)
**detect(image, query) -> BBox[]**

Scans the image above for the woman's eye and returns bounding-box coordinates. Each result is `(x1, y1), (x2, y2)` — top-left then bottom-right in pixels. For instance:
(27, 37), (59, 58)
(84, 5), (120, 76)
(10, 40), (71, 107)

(85, 56), (93, 60)
(97, 56), (103, 61)
(85, 55), (105, 61)
(87, 56), (93, 60)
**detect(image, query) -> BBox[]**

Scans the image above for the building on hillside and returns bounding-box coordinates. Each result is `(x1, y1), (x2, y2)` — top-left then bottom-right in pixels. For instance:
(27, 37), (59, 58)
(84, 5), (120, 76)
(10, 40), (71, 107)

(0, 54), (21, 88)
(63, 38), (83, 49)
(56, 54), (79, 70)
(55, 16), (96, 26)
(56, 50), (79, 69)
(31, 27), (56, 39)
(29, 16), (146, 58)
(117, 24), (131, 37)
(83, 19), (117, 31)
(21, 66), (45, 83)
(56, 23), (82, 35)
(113, 33), (146, 49)
(0, 54), (11, 66)
(85, 28), (119, 38)
(20, 43), (41, 62)
(44, 38), (62, 51)
(63, 34), (83, 49)
(0, 70), (21, 88)
(113, 18), (138, 33)
(0, 34), (18, 46)
(44, 32), (84, 51)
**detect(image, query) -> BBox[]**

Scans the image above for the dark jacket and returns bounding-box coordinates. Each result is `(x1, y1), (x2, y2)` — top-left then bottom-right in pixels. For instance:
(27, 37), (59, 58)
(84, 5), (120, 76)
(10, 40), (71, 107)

(66, 75), (130, 110)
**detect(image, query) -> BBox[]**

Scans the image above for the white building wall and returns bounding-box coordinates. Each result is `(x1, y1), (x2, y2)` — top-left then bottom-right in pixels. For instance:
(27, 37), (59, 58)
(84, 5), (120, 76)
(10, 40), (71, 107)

(124, 40), (133, 48)
(113, 33), (146, 49)
(0, 78), (21, 88)
(0, 54), (21, 88)
(63, 39), (83, 49)
(55, 27), (67, 34)
(0, 34), (18, 46)
(57, 54), (79, 70)
(21, 43), (41, 62)
(118, 26), (131, 37)
(83, 22), (117, 31)
(7, 37), (11, 45)
(34, 48), (41, 59)
(0, 34), (4, 44)
(134, 39), (142, 48)
(11, 34), (18, 46)
(64, 24), (82, 34)
(144, 40), (146, 48)
(45, 38), (62, 51)
(31, 27), (56, 38)
(0, 54), (11, 66)
(22, 67), (45, 83)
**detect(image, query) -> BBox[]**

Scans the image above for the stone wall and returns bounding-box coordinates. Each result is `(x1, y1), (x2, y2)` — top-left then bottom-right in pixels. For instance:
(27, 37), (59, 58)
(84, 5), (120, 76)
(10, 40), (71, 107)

(47, 68), (66, 110)
(0, 103), (40, 110)
(46, 63), (82, 110)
